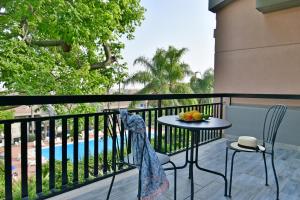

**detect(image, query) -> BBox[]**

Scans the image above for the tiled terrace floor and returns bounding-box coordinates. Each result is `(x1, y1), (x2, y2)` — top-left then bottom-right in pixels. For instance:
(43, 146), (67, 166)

(49, 138), (300, 200)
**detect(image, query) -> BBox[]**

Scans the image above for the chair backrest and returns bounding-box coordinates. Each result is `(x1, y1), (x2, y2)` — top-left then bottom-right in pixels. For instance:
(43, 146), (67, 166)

(109, 111), (147, 166)
(262, 105), (287, 147)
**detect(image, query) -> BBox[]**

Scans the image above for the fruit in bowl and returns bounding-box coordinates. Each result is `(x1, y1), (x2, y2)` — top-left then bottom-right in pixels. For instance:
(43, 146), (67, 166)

(178, 110), (210, 121)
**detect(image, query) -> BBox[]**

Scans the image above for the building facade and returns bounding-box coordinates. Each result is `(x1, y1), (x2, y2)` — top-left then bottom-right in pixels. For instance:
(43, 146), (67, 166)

(209, 0), (300, 146)
(210, 0), (300, 95)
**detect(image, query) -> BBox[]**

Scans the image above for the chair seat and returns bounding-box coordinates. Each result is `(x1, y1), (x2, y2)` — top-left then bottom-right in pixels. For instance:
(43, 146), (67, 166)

(125, 152), (170, 166)
(227, 140), (266, 152)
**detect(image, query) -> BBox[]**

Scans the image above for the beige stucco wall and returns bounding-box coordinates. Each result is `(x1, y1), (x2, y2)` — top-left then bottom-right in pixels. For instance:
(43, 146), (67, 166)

(214, 0), (300, 97)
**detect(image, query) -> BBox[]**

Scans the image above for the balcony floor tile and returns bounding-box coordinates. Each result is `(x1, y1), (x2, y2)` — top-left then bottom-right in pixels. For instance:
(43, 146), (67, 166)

(48, 138), (300, 200)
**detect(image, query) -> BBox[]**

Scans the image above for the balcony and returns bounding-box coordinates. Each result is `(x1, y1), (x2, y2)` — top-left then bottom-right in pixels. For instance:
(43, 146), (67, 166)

(0, 93), (299, 200)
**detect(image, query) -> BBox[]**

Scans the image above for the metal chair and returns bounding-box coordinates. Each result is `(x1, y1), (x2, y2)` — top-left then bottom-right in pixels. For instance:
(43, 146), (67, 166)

(106, 112), (177, 200)
(225, 105), (287, 200)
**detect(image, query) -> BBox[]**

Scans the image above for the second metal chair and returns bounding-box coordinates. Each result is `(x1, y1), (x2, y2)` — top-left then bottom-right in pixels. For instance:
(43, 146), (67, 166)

(225, 105), (287, 200)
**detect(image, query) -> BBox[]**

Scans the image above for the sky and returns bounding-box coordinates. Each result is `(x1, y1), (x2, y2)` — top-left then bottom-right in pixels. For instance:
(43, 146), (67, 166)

(122, 0), (216, 78)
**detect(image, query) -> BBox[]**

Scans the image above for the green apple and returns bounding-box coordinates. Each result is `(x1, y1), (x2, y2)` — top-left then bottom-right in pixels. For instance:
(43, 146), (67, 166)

(179, 112), (185, 120)
(202, 114), (210, 120)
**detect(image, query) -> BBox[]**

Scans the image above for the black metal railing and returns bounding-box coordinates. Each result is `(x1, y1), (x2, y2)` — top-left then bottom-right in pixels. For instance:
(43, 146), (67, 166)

(1, 93), (300, 199)
(0, 94), (223, 200)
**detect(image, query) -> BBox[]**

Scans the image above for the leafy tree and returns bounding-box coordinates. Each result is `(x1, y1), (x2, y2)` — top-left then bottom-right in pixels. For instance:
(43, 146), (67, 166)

(190, 68), (214, 93)
(0, 109), (14, 133)
(0, 160), (4, 197)
(0, 0), (145, 100)
(125, 46), (196, 106)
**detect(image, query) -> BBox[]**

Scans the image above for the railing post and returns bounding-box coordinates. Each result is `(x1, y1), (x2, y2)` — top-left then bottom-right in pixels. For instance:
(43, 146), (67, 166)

(49, 119), (55, 191)
(35, 120), (42, 196)
(94, 115), (99, 177)
(220, 97), (224, 139)
(4, 123), (12, 200)
(120, 120), (125, 167)
(112, 113), (117, 173)
(21, 122), (28, 198)
(157, 100), (162, 152)
(84, 116), (89, 179)
(73, 117), (79, 183)
(154, 109), (158, 150)
(220, 97), (223, 119)
(61, 117), (68, 187)
(103, 114), (108, 174)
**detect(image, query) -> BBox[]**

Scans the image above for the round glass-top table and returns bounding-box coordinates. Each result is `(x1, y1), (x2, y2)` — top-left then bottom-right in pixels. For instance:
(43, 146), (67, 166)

(157, 115), (232, 200)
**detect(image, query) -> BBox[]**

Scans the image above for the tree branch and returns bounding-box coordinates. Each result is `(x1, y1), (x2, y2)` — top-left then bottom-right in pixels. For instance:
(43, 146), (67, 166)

(20, 16), (29, 40)
(18, 17), (114, 63)
(90, 43), (116, 70)
(19, 17), (72, 52)
(28, 40), (72, 52)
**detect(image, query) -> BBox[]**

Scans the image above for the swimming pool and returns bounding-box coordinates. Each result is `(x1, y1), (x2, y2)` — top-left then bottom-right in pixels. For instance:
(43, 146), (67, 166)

(42, 138), (117, 162)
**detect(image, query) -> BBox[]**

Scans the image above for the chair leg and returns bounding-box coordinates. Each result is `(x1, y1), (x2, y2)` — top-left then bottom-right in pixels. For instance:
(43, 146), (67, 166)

(225, 147), (228, 196)
(225, 147), (228, 182)
(168, 161), (177, 200)
(138, 168), (142, 199)
(106, 174), (116, 200)
(271, 154), (279, 200)
(229, 151), (238, 198)
(262, 152), (269, 186)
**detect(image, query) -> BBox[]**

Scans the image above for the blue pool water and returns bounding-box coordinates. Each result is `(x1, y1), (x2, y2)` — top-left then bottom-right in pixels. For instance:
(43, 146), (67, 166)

(42, 138), (117, 162)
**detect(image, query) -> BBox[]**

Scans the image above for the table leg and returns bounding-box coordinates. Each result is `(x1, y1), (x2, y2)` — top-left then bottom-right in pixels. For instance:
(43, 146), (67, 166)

(189, 131), (195, 200)
(174, 139), (189, 170)
(195, 130), (199, 164)
(195, 131), (228, 197)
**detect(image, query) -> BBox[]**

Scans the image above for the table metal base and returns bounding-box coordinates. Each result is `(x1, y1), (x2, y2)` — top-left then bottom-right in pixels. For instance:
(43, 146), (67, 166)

(172, 131), (228, 200)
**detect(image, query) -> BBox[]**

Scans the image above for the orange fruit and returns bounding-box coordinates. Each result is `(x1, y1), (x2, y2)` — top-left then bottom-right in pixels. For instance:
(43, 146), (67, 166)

(192, 112), (202, 120)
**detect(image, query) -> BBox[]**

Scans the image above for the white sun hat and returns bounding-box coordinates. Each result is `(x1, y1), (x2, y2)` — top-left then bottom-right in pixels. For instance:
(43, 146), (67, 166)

(230, 136), (265, 152)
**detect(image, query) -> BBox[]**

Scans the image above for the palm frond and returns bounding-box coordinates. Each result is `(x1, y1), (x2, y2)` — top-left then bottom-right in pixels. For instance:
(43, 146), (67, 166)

(171, 83), (194, 94)
(126, 46), (202, 106)
(124, 71), (152, 85)
(190, 68), (214, 94)
(133, 56), (153, 70)
(175, 47), (188, 58)
(180, 63), (193, 76)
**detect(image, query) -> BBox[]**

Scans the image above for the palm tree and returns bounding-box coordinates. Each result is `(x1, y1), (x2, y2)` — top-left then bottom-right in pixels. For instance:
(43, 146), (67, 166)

(190, 68), (214, 103)
(125, 46), (196, 106)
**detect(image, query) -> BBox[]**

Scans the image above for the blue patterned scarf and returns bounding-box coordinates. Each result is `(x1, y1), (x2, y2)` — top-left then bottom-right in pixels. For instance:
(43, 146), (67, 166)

(120, 109), (169, 200)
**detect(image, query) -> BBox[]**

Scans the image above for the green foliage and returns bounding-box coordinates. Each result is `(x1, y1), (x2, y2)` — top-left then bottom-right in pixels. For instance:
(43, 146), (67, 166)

(0, 160), (4, 196)
(190, 68), (214, 94)
(0, 151), (117, 200)
(0, 110), (14, 133)
(28, 133), (35, 142)
(0, 109), (14, 120)
(126, 46), (197, 106)
(0, 0), (144, 98)
(190, 68), (214, 103)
